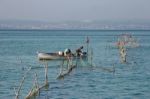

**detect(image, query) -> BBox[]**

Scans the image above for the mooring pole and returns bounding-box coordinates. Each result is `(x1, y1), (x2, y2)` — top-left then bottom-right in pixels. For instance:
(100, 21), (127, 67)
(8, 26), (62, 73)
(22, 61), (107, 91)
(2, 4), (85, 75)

(86, 36), (90, 62)
(44, 62), (48, 86)
(86, 36), (89, 56)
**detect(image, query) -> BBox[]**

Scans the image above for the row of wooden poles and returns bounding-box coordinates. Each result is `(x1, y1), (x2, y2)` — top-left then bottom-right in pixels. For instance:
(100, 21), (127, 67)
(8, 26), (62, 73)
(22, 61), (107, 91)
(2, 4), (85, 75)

(14, 52), (93, 99)
(14, 53), (116, 98)
(15, 55), (116, 98)
(14, 37), (116, 99)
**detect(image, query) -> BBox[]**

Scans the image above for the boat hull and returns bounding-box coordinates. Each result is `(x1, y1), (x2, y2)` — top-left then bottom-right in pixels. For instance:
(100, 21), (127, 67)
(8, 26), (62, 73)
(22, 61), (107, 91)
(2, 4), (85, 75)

(37, 52), (87, 60)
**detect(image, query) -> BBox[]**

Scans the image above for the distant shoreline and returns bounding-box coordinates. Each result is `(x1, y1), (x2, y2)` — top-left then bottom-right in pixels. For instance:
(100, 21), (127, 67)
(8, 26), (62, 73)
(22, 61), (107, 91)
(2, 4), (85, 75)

(0, 29), (150, 31)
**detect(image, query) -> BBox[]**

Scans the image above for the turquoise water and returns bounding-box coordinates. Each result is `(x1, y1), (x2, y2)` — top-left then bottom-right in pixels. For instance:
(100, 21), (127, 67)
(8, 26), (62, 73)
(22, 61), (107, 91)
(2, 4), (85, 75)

(0, 30), (150, 99)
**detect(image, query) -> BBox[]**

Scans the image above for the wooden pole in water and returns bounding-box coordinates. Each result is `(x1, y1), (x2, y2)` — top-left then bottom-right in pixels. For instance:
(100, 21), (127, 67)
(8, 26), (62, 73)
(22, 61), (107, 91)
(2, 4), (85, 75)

(90, 48), (93, 66)
(44, 62), (49, 86)
(86, 36), (89, 60)
(57, 55), (76, 79)
(57, 59), (64, 79)
(34, 73), (39, 91)
(15, 67), (31, 99)
(60, 60), (64, 75)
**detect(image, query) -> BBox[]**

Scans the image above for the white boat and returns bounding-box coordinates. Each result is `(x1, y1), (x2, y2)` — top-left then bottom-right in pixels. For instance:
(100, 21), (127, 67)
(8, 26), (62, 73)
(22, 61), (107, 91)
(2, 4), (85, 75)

(38, 52), (64, 60)
(37, 52), (87, 60)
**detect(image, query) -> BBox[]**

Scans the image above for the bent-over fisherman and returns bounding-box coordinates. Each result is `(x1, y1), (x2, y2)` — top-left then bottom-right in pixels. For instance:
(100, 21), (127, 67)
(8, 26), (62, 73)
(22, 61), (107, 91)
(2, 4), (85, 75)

(64, 48), (72, 57)
(76, 46), (84, 56)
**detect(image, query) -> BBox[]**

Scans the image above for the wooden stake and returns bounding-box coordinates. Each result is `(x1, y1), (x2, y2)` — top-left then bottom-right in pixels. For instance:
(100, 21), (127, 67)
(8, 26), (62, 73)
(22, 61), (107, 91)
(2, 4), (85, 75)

(57, 56), (76, 79)
(15, 67), (31, 99)
(44, 62), (49, 86)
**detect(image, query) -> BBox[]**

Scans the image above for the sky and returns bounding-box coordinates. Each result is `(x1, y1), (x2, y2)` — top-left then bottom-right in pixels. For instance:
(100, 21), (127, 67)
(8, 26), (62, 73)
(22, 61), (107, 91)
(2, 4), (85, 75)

(0, 0), (150, 22)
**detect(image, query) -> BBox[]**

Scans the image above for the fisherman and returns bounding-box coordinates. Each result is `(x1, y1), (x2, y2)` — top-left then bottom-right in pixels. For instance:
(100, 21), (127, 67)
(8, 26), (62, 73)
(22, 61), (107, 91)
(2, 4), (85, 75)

(76, 46), (84, 56)
(64, 48), (72, 57)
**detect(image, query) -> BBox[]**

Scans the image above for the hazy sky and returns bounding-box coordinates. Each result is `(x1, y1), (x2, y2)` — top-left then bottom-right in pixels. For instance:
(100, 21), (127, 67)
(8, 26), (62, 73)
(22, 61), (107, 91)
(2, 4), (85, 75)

(0, 0), (150, 22)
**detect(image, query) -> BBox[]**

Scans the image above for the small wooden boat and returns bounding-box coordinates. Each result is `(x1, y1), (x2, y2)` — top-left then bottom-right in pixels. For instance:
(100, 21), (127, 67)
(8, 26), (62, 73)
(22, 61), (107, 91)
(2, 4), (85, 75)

(37, 52), (87, 60)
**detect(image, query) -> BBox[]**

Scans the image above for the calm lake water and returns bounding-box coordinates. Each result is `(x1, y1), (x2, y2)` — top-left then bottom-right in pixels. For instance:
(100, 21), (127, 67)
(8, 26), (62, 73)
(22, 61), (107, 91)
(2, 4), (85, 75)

(0, 30), (150, 99)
